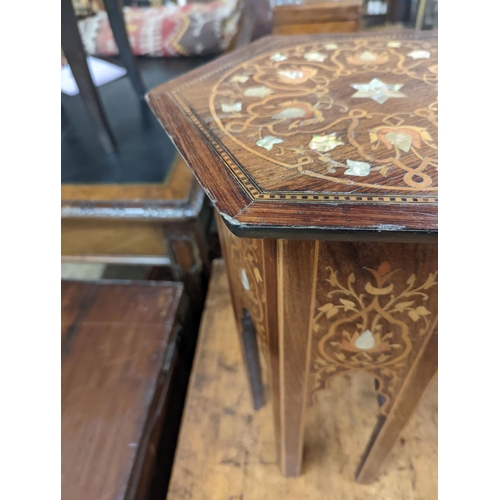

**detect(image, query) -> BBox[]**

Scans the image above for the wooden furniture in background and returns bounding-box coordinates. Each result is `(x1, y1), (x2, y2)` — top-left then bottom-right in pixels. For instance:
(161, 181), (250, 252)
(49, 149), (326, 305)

(166, 260), (438, 499)
(272, 0), (363, 34)
(62, 156), (212, 311)
(61, 3), (257, 308)
(148, 31), (438, 482)
(62, 0), (146, 154)
(62, 280), (188, 500)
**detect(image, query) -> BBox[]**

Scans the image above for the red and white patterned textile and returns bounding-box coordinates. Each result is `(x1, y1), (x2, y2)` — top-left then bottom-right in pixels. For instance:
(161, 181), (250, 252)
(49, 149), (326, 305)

(78, 1), (242, 57)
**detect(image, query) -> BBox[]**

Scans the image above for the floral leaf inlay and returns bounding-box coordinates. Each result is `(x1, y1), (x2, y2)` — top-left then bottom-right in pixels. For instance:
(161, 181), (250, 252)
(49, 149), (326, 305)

(339, 298), (357, 311)
(408, 306), (431, 322)
(369, 126), (432, 152)
(272, 107), (307, 120)
(326, 267), (339, 287)
(276, 66), (317, 84)
(312, 261), (437, 414)
(244, 86), (274, 98)
(230, 74), (249, 83)
(408, 50), (430, 60)
(317, 303), (340, 319)
(309, 133), (344, 152)
(221, 102), (242, 113)
(345, 160), (371, 176)
(421, 273), (437, 290)
(318, 303), (334, 312)
(270, 52), (287, 62)
(385, 131), (413, 153)
(359, 51), (377, 62)
(278, 69), (304, 80)
(393, 301), (415, 312)
(256, 135), (283, 151)
(210, 38), (437, 195)
(350, 78), (406, 104)
(354, 330), (376, 350)
(240, 268), (250, 291)
(304, 51), (327, 62)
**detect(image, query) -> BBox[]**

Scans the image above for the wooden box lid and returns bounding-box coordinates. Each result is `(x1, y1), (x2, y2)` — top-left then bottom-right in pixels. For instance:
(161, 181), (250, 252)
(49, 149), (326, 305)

(148, 32), (437, 242)
(61, 280), (183, 500)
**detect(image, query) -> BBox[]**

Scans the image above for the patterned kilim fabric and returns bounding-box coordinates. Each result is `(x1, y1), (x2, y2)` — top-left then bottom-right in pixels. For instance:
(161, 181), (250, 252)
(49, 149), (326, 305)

(78, 1), (242, 57)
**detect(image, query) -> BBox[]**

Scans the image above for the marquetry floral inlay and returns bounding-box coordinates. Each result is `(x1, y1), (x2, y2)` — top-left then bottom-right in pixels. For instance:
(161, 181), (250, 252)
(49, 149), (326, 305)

(370, 126), (433, 153)
(272, 107), (307, 119)
(354, 329), (376, 350)
(223, 233), (269, 379)
(304, 51), (327, 62)
(345, 159), (371, 176)
(256, 135), (284, 151)
(350, 78), (406, 104)
(408, 50), (430, 60)
(240, 268), (250, 291)
(205, 37), (438, 198)
(309, 133), (344, 152)
(230, 74), (249, 83)
(311, 261), (437, 415)
(221, 102), (242, 113)
(244, 85), (275, 98)
(270, 52), (288, 62)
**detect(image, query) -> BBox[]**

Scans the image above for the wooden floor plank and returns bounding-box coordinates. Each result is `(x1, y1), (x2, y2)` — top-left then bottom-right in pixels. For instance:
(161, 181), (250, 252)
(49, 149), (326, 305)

(167, 260), (437, 500)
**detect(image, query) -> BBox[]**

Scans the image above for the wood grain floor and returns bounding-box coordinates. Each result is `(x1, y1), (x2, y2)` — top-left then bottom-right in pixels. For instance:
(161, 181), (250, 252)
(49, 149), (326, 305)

(167, 259), (437, 500)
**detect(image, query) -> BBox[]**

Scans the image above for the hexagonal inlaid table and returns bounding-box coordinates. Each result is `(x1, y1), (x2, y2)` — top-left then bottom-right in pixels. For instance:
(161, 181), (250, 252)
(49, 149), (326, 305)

(147, 31), (438, 483)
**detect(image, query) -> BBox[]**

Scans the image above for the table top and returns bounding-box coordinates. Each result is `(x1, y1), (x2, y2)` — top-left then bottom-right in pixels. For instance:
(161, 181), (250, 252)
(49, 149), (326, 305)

(148, 32), (438, 241)
(62, 280), (183, 500)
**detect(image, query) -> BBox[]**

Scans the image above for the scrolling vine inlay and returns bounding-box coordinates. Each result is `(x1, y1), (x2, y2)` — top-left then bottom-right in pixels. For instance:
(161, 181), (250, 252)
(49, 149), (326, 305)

(311, 259), (437, 415)
(170, 34), (437, 205)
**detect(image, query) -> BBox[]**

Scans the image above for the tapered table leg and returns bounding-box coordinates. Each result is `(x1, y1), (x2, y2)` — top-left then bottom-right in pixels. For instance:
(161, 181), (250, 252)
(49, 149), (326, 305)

(275, 239), (319, 476)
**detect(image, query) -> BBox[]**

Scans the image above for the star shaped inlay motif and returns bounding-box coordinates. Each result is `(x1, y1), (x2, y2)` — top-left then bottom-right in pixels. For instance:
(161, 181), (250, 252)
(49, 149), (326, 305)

(350, 78), (407, 104)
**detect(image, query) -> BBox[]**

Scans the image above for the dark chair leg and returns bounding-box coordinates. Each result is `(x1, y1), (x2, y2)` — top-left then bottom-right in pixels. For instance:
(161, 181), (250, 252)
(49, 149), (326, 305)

(103, 0), (147, 99)
(61, 0), (117, 154)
